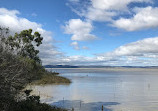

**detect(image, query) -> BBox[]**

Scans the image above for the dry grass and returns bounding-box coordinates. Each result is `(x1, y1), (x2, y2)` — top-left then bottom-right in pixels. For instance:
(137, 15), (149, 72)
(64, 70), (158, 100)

(32, 73), (71, 85)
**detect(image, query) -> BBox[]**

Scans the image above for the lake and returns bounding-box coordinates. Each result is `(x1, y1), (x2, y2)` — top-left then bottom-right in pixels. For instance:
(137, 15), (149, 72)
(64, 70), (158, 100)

(30, 68), (158, 111)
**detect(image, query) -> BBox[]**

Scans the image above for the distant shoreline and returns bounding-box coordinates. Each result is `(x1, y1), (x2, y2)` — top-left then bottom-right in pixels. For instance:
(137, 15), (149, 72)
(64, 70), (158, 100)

(47, 67), (158, 73)
(44, 65), (158, 69)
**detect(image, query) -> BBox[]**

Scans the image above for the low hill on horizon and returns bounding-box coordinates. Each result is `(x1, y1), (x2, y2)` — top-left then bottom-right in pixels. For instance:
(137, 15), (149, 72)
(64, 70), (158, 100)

(44, 65), (158, 68)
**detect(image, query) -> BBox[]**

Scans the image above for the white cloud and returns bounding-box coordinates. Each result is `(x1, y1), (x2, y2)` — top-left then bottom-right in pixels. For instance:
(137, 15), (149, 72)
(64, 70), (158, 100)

(70, 42), (90, 50)
(64, 19), (97, 41)
(49, 37), (158, 66)
(64, 1), (158, 65)
(95, 37), (158, 66)
(112, 6), (158, 31)
(111, 37), (158, 56)
(2, 8), (158, 66)
(0, 8), (20, 16)
(0, 8), (62, 65)
(71, 41), (80, 50)
(53, 37), (158, 66)
(69, 0), (152, 22)
(70, 42), (89, 50)
(85, 7), (116, 22)
(57, 55), (98, 65)
(91, 0), (152, 11)
(0, 8), (41, 34)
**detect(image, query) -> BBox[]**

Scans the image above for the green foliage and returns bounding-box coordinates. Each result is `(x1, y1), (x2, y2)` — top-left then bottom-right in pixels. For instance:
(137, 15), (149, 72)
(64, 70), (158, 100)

(13, 95), (66, 111)
(3, 29), (43, 63)
(0, 90), (67, 111)
(0, 27), (69, 111)
(0, 47), (52, 111)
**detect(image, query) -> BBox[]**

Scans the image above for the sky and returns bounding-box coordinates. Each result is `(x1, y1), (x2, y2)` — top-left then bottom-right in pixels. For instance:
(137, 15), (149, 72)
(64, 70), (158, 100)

(0, 0), (158, 66)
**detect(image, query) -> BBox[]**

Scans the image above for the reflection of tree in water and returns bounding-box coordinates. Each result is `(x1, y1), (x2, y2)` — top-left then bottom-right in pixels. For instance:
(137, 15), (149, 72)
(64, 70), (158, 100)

(51, 100), (120, 111)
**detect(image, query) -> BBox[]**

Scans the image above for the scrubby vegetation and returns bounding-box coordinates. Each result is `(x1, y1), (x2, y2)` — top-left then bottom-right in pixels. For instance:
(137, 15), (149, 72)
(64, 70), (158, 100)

(33, 72), (71, 85)
(0, 27), (69, 111)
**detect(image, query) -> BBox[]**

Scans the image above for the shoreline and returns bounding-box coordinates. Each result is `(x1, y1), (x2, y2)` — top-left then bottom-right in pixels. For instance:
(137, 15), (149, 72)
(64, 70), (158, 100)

(48, 67), (158, 73)
(31, 72), (71, 85)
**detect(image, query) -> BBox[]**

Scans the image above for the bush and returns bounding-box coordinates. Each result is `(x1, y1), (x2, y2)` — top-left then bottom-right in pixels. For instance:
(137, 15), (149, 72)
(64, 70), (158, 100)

(0, 90), (67, 111)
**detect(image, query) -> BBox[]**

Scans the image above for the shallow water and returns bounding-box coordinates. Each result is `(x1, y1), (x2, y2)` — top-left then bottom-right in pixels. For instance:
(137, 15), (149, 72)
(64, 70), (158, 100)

(31, 68), (158, 111)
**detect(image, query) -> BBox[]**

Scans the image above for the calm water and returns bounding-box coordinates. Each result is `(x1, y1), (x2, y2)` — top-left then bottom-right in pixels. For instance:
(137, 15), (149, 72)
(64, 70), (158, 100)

(31, 68), (158, 111)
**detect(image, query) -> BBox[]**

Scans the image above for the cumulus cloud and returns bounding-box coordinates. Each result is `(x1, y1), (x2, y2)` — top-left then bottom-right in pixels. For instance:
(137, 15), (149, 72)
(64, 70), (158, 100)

(67, 0), (157, 33)
(85, 7), (116, 22)
(2, 8), (158, 66)
(96, 37), (158, 66)
(112, 6), (158, 31)
(71, 41), (80, 50)
(69, 0), (152, 22)
(91, 0), (152, 11)
(0, 8), (20, 16)
(63, 0), (158, 65)
(47, 36), (158, 66)
(0, 8), (41, 34)
(55, 37), (158, 66)
(0, 8), (63, 65)
(64, 19), (97, 41)
(68, 1), (116, 22)
(65, 0), (155, 52)
(111, 37), (158, 56)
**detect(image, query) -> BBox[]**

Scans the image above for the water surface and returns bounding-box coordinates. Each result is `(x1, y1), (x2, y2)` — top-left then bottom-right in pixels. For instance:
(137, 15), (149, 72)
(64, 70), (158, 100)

(31, 68), (158, 111)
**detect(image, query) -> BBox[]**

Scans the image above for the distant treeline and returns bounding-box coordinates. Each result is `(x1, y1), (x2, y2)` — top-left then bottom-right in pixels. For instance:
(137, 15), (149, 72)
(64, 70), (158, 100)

(45, 65), (79, 68)
(44, 65), (158, 68)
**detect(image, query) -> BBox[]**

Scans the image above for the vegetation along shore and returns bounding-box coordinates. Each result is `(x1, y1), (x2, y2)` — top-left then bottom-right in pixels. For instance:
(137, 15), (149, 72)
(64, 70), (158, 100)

(0, 27), (70, 111)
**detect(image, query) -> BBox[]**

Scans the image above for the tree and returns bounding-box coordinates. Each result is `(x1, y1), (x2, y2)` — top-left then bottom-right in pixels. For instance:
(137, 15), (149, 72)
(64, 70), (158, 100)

(0, 28), (67, 111)
(4, 29), (43, 63)
(0, 28), (44, 111)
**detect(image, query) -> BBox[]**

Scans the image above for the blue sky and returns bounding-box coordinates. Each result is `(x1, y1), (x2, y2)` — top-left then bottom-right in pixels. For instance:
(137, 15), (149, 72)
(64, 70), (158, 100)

(1, 0), (158, 66)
